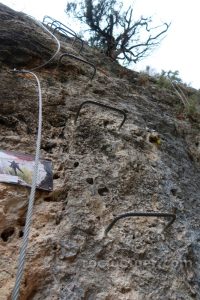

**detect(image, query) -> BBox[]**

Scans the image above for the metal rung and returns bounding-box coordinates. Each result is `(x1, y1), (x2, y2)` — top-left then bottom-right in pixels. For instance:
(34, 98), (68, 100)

(105, 211), (176, 235)
(43, 15), (55, 24)
(59, 54), (96, 80)
(50, 20), (77, 36)
(53, 27), (83, 54)
(74, 100), (127, 129)
(42, 17), (84, 54)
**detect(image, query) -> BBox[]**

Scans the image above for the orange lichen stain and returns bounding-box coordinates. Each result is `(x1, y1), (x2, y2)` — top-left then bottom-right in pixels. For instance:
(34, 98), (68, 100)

(17, 73), (33, 79)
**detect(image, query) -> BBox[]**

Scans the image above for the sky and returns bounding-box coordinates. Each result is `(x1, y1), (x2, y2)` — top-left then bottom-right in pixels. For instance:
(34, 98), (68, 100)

(1, 0), (200, 89)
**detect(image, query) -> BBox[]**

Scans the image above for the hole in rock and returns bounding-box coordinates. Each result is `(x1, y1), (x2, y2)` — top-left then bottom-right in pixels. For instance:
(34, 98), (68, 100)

(86, 178), (94, 185)
(98, 186), (109, 196)
(171, 188), (177, 196)
(74, 162), (79, 168)
(17, 218), (26, 227)
(149, 136), (159, 143)
(19, 230), (24, 238)
(1, 227), (15, 242)
(120, 287), (131, 294)
(53, 244), (57, 250)
(53, 173), (60, 179)
(103, 120), (109, 127)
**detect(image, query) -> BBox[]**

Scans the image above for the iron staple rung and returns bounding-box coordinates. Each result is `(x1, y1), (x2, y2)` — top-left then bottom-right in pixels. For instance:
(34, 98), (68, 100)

(43, 17), (83, 54)
(75, 100), (127, 129)
(59, 54), (96, 80)
(53, 27), (83, 54)
(105, 211), (176, 235)
(43, 15), (55, 24)
(50, 20), (77, 36)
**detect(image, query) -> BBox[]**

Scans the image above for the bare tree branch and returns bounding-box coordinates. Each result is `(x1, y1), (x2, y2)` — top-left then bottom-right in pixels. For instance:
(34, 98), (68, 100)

(66, 0), (170, 64)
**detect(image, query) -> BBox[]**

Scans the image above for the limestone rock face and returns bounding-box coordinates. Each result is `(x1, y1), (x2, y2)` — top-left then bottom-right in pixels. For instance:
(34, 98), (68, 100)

(0, 3), (200, 300)
(0, 4), (55, 67)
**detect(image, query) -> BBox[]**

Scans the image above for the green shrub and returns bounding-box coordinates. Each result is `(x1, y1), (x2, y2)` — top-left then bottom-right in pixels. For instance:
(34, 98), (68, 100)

(186, 92), (200, 121)
(156, 70), (182, 88)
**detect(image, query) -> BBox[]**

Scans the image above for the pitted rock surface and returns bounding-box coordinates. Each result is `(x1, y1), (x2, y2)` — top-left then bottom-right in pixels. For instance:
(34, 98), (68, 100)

(0, 3), (200, 300)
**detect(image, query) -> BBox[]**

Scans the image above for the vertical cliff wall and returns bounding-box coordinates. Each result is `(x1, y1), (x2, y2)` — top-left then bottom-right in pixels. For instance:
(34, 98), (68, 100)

(0, 4), (200, 300)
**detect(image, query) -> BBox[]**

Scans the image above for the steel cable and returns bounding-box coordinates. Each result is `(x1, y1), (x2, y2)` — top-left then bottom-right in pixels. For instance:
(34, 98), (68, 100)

(28, 16), (61, 71)
(11, 70), (42, 300)
(11, 15), (62, 299)
(8, 13), (72, 299)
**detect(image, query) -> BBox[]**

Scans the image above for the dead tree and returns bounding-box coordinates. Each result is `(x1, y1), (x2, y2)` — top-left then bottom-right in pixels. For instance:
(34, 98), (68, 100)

(66, 0), (170, 64)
